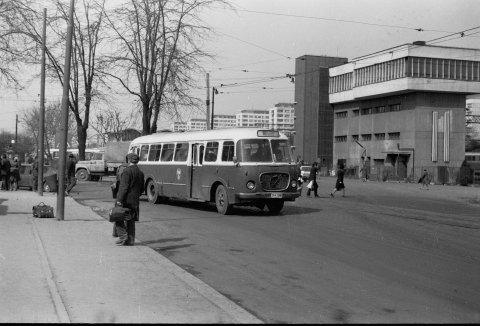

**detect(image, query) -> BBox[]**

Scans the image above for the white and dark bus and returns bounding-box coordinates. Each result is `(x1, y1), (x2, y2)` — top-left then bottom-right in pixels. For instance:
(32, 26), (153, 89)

(128, 128), (300, 214)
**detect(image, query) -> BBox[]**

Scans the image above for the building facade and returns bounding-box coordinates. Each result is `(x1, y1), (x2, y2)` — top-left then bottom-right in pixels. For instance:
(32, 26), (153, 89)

(294, 55), (348, 172)
(268, 103), (295, 131)
(329, 42), (480, 183)
(235, 110), (269, 128)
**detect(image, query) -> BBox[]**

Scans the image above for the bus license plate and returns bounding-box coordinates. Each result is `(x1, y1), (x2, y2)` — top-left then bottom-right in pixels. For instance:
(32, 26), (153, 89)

(271, 193), (282, 198)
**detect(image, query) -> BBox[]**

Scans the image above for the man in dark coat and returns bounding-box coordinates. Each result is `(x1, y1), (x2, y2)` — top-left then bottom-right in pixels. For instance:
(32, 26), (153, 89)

(115, 153), (144, 246)
(32, 157), (39, 191)
(65, 154), (77, 196)
(1, 154), (11, 190)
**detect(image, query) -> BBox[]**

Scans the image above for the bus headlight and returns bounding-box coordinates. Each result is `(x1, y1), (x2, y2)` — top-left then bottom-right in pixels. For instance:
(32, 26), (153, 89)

(291, 180), (297, 188)
(246, 181), (256, 190)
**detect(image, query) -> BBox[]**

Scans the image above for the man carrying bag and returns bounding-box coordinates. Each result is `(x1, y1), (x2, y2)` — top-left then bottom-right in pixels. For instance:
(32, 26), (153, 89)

(113, 153), (144, 246)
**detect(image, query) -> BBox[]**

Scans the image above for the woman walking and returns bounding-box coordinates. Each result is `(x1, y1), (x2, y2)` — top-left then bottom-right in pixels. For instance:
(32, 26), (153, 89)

(330, 164), (346, 197)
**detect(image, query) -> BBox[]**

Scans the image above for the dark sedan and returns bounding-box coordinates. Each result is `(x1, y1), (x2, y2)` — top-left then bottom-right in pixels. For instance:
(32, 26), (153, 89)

(17, 164), (58, 192)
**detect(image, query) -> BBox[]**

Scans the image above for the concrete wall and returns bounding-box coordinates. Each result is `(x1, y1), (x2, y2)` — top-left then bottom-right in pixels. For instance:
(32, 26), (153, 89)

(294, 55), (347, 168)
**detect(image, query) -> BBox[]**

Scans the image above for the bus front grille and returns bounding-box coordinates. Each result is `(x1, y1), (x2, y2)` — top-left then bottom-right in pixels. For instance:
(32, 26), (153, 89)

(260, 173), (289, 191)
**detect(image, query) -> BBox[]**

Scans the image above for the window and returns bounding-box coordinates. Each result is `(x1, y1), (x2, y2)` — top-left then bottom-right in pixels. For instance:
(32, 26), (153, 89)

(174, 143), (189, 161)
(205, 142), (219, 162)
(221, 141), (235, 162)
(361, 108), (372, 115)
(271, 139), (292, 162)
(353, 109), (360, 116)
(237, 139), (272, 162)
(361, 134), (372, 141)
(388, 132), (400, 140)
(374, 106), (386, 114)
(161, 143), (175, 161)
(352, 135), (359, 141)
(139, 145), (149, 161)
(375, 133), (386, 140)
(148, 144), (161, 161)
(335, 136), (347, 142)
(389, 104), (401, 112)
(335, 111), (348, 119)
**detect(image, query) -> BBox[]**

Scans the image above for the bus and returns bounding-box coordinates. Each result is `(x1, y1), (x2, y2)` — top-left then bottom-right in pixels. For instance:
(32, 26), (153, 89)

(128, 128), (301, 214)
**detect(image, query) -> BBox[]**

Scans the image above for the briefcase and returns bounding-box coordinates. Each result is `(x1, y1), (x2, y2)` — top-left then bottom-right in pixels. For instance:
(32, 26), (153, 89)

(108, 206), (132, 222)
(33, 202), (55, 218)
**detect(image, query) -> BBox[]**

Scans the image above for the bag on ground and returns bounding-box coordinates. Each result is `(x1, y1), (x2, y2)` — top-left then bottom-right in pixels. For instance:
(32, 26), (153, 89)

(32, 202), (55, 218)
(108, 206), (132, 222)
(306, 180), (313, 189)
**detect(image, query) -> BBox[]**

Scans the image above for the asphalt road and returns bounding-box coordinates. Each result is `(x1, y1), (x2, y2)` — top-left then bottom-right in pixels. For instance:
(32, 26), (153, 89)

(72, 177), (480, 323)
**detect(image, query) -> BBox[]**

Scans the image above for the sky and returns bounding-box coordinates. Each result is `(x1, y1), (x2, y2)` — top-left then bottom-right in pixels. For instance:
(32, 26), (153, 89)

(2, 0), (480, 134)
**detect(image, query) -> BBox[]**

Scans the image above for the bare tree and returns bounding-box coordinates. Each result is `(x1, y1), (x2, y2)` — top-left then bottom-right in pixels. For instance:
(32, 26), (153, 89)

(0, 0), (23, 86)
(90, 106), (135, 144)
(0, 0), (108, 160)
(104, 0), (230, 135)
(20, 101), (77, 156)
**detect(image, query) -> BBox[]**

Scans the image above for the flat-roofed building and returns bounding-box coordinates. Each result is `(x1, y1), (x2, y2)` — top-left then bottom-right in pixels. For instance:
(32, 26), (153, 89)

(235, 110), (269, 128)
(329, 42), (480, 183)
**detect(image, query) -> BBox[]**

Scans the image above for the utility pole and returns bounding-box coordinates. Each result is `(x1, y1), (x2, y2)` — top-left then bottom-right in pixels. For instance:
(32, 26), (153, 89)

(38, 8), (47, 196)
(211, 87), (216, 129)
(15, 115), (18, 145)
(206, 73), (211, 130)
(56, 0), (75, 220)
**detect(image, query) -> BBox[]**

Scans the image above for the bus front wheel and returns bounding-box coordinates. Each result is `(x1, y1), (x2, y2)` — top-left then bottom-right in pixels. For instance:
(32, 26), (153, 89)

(146, 180), (161, 204)
(266, 200), (284, 214)
(215, 185), (232, 215)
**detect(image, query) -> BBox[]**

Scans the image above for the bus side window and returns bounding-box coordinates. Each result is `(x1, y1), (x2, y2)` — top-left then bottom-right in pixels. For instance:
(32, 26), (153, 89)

(140, 145), (149, 161)
(221, 141), (234, 161)
(174, 143), (189, 161)
(205, 142), (219, 162)
(161, 143), (175, 161)
(148, 144), (162, 161)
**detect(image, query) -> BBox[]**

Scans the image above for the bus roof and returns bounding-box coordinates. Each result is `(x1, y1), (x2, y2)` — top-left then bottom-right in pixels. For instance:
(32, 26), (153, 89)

(130, 128), (288, 145)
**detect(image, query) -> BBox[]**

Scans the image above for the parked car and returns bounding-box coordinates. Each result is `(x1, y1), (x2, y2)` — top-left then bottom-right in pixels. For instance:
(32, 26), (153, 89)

(300, 165), (311, 181)
(17, 163), (58, 192)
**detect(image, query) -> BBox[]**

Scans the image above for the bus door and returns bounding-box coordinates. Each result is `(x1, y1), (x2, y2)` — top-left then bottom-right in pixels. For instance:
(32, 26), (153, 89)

(189, 143), (204, 199)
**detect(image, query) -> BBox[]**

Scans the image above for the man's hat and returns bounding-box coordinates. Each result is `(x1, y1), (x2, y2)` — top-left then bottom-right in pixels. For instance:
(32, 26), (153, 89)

(127, 153), (139, 163)
(68, 153), (75, 158)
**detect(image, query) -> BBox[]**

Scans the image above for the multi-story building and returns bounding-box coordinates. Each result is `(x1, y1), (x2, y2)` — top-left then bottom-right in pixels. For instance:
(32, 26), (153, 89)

(170, 121), (187, 132)
(294, 55), (348, 169)
(187, 118), (207, 131)
(329, 42), (480, 183)
(212, 114), (236, 129)
(269, 103), (295, 131)
(235, 110), (269, 128)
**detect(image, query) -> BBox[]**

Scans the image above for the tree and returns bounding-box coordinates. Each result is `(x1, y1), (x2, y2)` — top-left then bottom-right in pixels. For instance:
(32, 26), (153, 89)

(0, 0), (22, 86)
(0, 0), (108, 160)
(20, 101), (77, 156)
(90, 106), (136, 144)
(104, 0), (230, 135)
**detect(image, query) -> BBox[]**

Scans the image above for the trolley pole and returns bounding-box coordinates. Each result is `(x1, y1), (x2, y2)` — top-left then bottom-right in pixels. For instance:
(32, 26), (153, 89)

(56, 0), (75, 220)
(206, 73), (211, 130)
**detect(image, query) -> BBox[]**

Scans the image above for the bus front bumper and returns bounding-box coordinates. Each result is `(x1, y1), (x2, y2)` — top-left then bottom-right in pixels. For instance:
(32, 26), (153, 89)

(236, 192), (300, 202)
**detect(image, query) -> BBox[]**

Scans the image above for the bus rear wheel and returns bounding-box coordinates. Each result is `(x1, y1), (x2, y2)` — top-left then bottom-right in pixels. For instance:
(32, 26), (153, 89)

(266, 200), (284, 214)
(215, 185), (232, 215)
(146, 180), (161, 204)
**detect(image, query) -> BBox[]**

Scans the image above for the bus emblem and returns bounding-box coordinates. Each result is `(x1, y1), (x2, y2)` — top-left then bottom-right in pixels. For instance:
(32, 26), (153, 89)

(177, 168), (181, 180)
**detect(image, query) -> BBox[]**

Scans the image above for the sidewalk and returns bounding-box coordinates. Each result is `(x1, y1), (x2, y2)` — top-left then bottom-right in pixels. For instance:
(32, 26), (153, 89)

(0, 190), (262, 323)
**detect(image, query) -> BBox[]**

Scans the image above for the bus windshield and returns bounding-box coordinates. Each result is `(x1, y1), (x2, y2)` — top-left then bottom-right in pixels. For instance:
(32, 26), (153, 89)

(237, 138), (292, 163)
